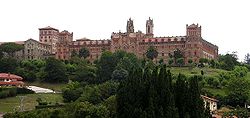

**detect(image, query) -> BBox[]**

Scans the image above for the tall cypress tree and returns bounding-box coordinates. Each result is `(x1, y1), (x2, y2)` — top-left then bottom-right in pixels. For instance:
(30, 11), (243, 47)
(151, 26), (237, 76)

(174, 74), (189, 118)
(188, 76), (206, 118)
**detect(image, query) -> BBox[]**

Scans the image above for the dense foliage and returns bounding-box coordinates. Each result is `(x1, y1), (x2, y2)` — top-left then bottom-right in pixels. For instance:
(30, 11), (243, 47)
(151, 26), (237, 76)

(117, 65), (210, 118)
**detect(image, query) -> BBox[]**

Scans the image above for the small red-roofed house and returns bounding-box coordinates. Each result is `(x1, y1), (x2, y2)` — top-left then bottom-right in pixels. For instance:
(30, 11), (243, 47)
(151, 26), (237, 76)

(0, 73), (24, 87)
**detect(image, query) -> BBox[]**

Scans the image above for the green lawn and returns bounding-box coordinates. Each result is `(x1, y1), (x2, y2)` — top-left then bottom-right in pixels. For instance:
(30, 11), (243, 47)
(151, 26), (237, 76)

(25, 82), (67, 92)
(170, 67), (228, 77)
(0, 93), (63, 113)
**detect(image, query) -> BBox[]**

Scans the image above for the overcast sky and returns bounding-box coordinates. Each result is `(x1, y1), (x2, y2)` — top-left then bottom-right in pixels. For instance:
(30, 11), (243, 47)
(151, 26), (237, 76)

(0, 0), (249, 61)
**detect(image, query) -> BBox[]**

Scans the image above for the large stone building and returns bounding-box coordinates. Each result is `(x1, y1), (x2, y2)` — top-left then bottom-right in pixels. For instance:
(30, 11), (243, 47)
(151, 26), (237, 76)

(23, 38), (52, 60)
(38, 26), (73, 54)
(54, 18), (218, 63)
(110, 18), (218, 63)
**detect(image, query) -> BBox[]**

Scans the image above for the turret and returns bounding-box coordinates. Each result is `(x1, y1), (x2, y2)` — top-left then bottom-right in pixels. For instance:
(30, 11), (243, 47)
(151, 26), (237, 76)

(146, 17), (154, 35)
(126, 18), (134, 33)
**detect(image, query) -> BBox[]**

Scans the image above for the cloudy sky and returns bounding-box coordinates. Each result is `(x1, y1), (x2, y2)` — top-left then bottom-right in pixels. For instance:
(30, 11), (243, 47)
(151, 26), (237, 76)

(0, 0), (249, 61)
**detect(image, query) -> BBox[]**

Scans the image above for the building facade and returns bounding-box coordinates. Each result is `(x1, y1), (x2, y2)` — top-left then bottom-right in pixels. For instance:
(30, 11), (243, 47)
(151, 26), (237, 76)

(54, 18), (218, 63)
(110, 18), (218, 63)
(56, 38), (111, 60)
(201, 95), (218, 112)
(23, 38), (52, 60)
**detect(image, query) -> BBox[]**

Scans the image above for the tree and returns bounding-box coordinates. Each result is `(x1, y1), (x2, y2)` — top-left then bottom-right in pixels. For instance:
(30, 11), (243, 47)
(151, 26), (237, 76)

(96, 51), (116, 82)
(79, 47), (90, 59)
(227, 78), (250, 107)
(44, 57), (68, 83)
(71, 50), (78, 57)
(176, 58), (184, 67)
(168, 58), (174, 66)
(103, 95), (117, 118)
(199, 58), (209, 64)
(67, 101), (109, 118)
(219, 53), (239, 70)
(117, 65), (179, 118)
(244, 53), (250, 65)
(0, 42), (24, 57)
(209, 59), (216, 68)
(173, 49), (184, 63)
(174, 74), (189, 118)
(188, 76), (207, 118)
(188, 59), (193, 65)
(111, 69), (128, 81)
(146, 46), (158, 60)
(0, 51), (3, 59)
(73, 63), (97, 83)
(0, 57), (18, 73)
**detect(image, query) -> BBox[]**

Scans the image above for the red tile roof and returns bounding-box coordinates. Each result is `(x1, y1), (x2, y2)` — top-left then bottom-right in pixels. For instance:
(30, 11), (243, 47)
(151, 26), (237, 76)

(0, 73), (23, 80)
(0, 81), (24, 85)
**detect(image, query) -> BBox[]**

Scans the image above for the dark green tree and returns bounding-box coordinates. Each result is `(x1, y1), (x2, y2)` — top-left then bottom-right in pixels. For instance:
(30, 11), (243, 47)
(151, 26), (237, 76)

(0, 58), (18, 73)
(44, 57), (68, 83)
(173, 48), (184, 63)
(176, 58), (184, 67)
(168, 58), (174, 66)
(0, 42), (24, 57)
(188, 59), (193, 65)
(188, 76), (206, 118)
(0, 51), (3, 59)
(218, 52), (239, 70)
(79, 47), (90, 59)
(96, 51), (116, 82)
(146, 46), (158, 60)
(111, 68), (128, 81)
(174, 74), (189, 118)
(71, 49), (78, 57)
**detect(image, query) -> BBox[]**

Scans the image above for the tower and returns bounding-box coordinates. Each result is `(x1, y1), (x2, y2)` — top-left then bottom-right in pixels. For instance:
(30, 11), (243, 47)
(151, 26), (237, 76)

(186, 24), (201, 38)
(39, 26), (59, 54)
(146, 17), (154, 37)
(126, 18), (134, 33)
(185, 24), (202, 64)
(58, 30), (73, 43)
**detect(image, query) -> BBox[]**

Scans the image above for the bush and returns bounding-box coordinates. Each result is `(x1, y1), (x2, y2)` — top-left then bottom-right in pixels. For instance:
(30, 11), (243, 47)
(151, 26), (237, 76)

(0, 88), (17, 99)
(17, 88), (35, 94)
(212, 78), (220, 88)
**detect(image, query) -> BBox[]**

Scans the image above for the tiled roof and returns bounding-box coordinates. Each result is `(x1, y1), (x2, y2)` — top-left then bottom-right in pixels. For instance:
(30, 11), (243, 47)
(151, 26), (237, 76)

(39, 26), (59, 31)
(0, 73), (23, 80)
(0, 81), (24, 85)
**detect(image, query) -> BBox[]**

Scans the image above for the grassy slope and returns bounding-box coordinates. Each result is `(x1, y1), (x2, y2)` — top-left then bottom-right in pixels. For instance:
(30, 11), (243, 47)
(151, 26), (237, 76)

(0, 93), (63, 113)
(170, 67), (229, 97)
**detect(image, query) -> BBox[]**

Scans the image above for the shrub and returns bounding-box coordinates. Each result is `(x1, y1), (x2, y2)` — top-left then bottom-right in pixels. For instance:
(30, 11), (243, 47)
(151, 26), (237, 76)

(17, 88), (35, 94)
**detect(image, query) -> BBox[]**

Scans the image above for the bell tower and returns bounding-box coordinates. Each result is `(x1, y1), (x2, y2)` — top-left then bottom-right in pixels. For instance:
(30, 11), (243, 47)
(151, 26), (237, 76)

(146, 17), (154, 37)
(126, 18), (134, 33)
